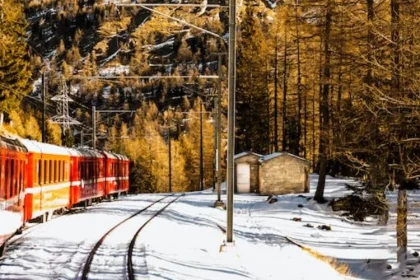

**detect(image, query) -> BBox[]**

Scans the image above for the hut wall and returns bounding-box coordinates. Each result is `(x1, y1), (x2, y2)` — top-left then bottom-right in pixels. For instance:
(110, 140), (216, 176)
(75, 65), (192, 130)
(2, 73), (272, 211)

(259, 156), (309, 195)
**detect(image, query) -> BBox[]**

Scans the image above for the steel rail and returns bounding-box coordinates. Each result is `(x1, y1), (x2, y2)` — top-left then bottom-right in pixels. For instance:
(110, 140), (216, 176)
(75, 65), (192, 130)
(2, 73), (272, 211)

(81, 195), (173, 280)
(127, 194), (185, 280)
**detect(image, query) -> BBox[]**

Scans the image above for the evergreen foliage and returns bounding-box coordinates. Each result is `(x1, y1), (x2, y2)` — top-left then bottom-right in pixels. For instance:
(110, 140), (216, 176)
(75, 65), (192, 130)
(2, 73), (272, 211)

(0, 0), (31, 113)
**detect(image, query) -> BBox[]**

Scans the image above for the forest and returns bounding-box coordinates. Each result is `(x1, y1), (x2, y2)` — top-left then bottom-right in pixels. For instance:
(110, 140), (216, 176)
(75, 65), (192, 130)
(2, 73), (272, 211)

(0, 0), (419, 209)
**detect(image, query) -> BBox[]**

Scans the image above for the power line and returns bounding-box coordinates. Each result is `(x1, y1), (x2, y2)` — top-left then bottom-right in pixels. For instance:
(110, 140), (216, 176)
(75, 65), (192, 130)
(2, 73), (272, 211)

(116, 3), (226, 8)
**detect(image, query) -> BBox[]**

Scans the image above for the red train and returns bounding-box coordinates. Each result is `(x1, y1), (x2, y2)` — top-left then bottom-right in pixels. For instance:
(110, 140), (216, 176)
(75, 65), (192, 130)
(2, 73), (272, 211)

(0, 135), (130, 256)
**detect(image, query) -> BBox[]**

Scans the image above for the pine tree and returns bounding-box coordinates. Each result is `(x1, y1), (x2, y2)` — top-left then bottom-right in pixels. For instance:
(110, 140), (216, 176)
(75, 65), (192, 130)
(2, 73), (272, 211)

(0, 0), (31, 113)
(236, 1), (271, 154)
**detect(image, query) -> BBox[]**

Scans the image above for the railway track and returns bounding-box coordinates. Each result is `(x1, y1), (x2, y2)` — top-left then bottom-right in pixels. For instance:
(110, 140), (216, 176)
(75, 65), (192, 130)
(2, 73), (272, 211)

(81, 194), (185, 280)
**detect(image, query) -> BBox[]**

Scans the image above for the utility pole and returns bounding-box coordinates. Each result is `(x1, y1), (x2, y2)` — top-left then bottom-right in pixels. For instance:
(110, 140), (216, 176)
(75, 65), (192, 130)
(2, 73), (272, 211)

(213, 91), (217, 192)
(199, 100), (204, 191)
(168, 126), (172, 193)
(226, 0), (237, 244)
(214, 53), (225, 208)
(92, 106), (96, 149)
(80, 130), (84, 146)
(41, 71), (46, 143)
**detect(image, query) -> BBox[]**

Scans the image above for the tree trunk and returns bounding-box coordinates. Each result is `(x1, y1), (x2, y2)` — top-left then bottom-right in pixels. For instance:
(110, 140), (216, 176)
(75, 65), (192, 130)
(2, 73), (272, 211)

(315, 0), (332, 203)
(274, 34), (279, 152)
(295, 1), (302, 157)
(397, 188), (407, 266)
(282, 28), (288, 151)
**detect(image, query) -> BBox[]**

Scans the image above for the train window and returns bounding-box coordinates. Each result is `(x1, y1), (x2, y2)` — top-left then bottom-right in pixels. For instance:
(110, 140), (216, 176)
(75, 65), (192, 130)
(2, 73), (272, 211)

(20, 160), (24, 192)
(99, 161), (103, 177)
(53, 161), (56, 182)
(84, 161), (87, 180)
(44, 160), (47, 184)
(9, 159), (13, 198)
(48, 160), (51, 183)
(89, 161), (92, 179)
(64, 161), (67, 180)
(5, 159), (9, 198)
(12, 160), (17, 197)
(38, 160), (41, 185)
(95, 162), (98, 178)
(10, 159), (14, 198)
(90, 161), (93, 179)
(57, 161), (60, 182)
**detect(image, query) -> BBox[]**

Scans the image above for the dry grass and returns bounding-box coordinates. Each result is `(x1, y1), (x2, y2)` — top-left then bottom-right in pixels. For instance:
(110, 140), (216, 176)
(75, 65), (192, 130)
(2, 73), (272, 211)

(303, 247), (352, 276)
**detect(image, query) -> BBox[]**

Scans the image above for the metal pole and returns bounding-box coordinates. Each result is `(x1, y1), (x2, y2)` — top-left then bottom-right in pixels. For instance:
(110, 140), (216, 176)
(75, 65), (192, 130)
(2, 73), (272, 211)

(199, 100), (204, 191)
(213, 94), (217, 191)
(215, 54), (224, 205)
(41, 72), (46, 143)
(92, 106), (96, 149)
(227, 0), (237, 243)
(81, 130), (84, 146)
(168, 126), (172, 193)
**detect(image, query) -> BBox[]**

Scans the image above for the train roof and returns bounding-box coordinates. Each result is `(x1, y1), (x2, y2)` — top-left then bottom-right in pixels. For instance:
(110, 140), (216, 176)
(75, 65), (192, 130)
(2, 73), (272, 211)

(0, 135), (27, 152)
(101, 150), (129, 161)
(76, 148), (105, 158)
(19, 139), (71, 156)
(101, 150), (118, 159)
(66, 148), (82, 157)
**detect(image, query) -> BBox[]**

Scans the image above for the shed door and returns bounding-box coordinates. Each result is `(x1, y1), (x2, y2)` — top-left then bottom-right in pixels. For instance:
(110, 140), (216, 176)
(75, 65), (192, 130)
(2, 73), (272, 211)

(237, 163), (250, 193)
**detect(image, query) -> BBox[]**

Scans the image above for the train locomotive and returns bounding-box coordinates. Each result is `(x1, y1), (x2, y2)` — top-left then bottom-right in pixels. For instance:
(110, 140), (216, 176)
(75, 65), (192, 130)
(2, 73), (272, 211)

(0, 135), (130, 256)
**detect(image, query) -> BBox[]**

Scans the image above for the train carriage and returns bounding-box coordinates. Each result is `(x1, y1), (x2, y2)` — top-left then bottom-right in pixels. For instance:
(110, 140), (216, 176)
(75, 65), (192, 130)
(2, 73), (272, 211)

(69, 148), (106, 207)
(117, 154), (130, 194)
(102, 151), (129, 198)
(0, 136), (27, 254)
(19, 139), (72, 222)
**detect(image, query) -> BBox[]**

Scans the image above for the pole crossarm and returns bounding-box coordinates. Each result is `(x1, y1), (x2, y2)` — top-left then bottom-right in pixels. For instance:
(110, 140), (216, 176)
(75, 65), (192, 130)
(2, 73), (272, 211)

(114, 3), (224, 40)
(95, 110), (136, 113)
(72, 75), (220, 80)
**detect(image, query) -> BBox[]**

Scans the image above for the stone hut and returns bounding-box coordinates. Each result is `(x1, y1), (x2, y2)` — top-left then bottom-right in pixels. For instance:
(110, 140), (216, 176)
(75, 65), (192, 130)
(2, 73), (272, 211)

(234, 152), (262, 193)
(258, 152), (310, 195)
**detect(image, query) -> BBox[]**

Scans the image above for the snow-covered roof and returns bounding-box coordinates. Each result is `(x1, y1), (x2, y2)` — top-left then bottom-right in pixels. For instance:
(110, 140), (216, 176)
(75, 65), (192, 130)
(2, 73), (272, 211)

(234, 151), (263, 160)
(101, 150), (118, 159)
(0, 135), (27, 152)
(77, 148), (105, 158)
(19, 139), (71, 156)
(66, 147), (82, 157)
(259, 152), (310, 164)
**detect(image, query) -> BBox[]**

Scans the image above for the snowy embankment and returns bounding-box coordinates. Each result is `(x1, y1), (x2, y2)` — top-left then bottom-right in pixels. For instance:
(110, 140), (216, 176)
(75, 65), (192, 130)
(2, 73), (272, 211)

(0, 174), (419, 279)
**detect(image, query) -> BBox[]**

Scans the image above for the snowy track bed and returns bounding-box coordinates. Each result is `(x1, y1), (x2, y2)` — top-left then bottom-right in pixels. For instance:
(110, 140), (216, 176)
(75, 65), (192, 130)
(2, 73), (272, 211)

(0, 175), (419, 279)
(82, 194), (183, 280)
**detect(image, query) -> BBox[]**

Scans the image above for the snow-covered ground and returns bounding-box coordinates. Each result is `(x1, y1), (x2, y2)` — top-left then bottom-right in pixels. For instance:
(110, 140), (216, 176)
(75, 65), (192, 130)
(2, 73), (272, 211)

(0, 174), (419, 280)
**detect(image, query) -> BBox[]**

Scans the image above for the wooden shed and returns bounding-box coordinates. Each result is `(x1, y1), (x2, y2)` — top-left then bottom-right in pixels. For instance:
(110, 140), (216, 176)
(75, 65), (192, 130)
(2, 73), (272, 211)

(234, 152), (262, 193)
(258, 152), (310, 195)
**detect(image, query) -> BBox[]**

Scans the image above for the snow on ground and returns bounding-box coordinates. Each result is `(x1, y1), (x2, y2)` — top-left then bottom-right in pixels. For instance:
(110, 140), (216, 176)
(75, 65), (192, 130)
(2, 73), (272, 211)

(0, 175), (419, 279)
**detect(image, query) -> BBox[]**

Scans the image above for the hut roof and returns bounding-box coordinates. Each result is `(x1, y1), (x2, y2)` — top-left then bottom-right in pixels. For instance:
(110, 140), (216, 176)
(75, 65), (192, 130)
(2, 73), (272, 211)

(234, 151), (263, 160)
(259, 152), (309, 165)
